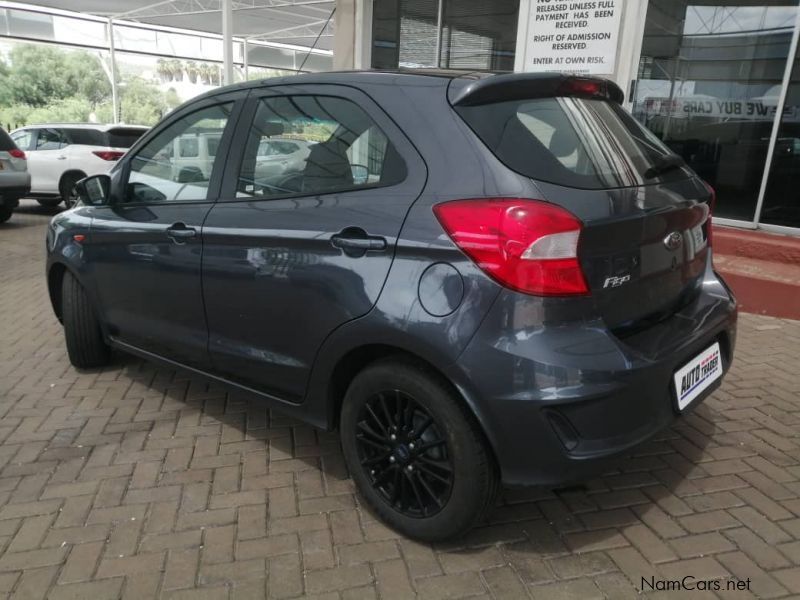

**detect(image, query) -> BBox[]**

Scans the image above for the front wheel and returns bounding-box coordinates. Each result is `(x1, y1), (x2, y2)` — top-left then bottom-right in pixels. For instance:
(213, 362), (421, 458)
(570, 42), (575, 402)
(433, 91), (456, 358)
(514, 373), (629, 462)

(340, 358), (497, 542)
(62, 271), (111, 368)
(60, 173), (83, 208)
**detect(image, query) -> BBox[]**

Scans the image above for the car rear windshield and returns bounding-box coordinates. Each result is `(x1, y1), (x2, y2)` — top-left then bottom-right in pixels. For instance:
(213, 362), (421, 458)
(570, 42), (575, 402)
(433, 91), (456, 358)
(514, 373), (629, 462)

(107, 128), (146, 148)
(0, 129), (16, 151)
(455, 97), (694, 189)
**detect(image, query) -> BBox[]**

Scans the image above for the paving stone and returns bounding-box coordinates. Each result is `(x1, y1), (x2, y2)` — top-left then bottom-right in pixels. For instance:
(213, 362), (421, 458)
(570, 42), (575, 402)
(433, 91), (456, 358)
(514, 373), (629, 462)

(0, 205), (799, 600)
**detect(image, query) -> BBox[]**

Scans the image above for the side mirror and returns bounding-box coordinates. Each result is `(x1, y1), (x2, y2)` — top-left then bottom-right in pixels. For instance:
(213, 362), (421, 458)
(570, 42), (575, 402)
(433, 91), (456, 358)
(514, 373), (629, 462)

(351, 164), (369, 185)
(75, 174), (111, 206)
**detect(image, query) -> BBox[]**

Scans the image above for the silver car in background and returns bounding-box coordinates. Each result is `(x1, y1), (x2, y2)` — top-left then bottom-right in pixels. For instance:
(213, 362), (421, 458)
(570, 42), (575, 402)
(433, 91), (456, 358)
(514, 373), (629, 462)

(0, 128), (30, 224)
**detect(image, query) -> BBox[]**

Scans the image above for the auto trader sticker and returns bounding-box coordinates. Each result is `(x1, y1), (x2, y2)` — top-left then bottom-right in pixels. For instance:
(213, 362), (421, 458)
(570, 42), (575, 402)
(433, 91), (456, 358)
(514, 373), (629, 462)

(673, 342), (722, 411)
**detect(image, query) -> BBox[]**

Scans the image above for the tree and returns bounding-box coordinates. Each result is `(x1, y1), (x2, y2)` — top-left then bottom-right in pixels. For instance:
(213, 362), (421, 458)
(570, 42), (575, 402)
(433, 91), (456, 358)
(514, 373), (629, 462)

(117, 77), (170, 125)
(169, 59), (184, 82)
(0, 42), (186, 128)
(186, 61), (199, 84)
(0, 44), (111, 110)
(24, 97), (93, 124)
(198, 63), (213, 85)
(0, 59), (9, 106)
(3, 45), (74, 107)
(64, 52), (111, 108)
(156, 58), (170, 83)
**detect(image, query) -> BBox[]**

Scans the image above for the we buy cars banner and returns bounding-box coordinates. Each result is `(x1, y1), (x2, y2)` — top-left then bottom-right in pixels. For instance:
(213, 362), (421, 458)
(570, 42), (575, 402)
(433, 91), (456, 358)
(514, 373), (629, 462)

(642, 96), (800, 122)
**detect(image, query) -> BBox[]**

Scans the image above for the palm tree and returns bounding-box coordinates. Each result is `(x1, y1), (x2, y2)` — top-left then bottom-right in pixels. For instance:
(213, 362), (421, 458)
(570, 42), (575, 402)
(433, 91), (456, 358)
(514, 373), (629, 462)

(169, 59), (184, 82)
(186, 61), (199, 84)
(156, 58), (170, 83)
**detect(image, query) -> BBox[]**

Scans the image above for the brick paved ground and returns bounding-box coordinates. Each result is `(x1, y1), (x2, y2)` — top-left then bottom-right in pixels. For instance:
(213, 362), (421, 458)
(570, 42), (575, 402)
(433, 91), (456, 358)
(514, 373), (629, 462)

(1, 200), (799, 599)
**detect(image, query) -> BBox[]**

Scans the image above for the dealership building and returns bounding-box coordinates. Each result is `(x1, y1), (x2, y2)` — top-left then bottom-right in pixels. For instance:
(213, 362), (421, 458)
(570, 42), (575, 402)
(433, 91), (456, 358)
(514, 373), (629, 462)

(2, 0), (800, 313)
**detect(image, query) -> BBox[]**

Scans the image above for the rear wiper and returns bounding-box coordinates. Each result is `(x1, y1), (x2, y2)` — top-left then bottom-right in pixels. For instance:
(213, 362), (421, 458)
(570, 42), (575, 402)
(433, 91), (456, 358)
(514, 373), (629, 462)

(644, 154), (685, 179)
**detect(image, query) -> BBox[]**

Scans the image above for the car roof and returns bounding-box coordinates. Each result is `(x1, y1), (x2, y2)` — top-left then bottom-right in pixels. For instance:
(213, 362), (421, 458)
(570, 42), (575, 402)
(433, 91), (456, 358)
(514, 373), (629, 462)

(13, 123), (149, 132)
(195, 68), (493, 102)
(193, 69), (623, 107)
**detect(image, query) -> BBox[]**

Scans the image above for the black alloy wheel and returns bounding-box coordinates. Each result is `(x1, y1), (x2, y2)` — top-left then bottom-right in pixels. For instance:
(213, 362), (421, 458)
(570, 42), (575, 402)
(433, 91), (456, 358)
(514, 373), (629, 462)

(340, 358), (497, 541)
(355, 389), (453, 518)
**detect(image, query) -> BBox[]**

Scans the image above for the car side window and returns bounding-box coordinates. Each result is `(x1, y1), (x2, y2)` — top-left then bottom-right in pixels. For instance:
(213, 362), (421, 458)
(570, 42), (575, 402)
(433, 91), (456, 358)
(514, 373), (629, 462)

(35, 128), (66, 151)
(125, 103), (232, 204)
(236, 95), (406, 199)
(10, 130), (32, 150)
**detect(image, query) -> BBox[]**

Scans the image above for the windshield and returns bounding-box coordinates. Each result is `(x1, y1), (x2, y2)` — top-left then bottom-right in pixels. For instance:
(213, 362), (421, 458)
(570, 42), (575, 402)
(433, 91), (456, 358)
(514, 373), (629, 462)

(456, 97), (694, 189)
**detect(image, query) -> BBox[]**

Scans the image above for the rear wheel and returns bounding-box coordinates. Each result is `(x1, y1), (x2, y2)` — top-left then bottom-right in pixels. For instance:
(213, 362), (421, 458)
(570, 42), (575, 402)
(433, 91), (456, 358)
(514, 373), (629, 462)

(340, 358), (497, 541)
(60, 173), (84, 208)
(0, 206), (11, 223)
(62, 271), (110, 368)
(36, 198), (62, 208)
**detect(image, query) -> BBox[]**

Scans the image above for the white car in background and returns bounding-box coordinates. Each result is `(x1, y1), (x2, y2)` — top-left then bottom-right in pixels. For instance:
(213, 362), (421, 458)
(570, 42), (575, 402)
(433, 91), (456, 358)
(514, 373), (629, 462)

(10, 124), (148, 208)
(257, 138), (313, 175)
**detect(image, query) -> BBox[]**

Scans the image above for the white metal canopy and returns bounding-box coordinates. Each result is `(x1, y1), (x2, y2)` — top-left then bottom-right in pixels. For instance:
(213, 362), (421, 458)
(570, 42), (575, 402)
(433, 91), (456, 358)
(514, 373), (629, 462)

(5, 0), (336, 120)
(14, 0), (335, 49)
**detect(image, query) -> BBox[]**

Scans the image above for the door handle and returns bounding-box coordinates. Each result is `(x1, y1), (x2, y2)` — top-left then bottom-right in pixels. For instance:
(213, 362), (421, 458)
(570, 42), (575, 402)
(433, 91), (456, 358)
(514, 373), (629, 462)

(56, 156), (67, 160)
(331, 228), (387, 256)
(166, 223), (197, 242)
(331, 236), (387, 251)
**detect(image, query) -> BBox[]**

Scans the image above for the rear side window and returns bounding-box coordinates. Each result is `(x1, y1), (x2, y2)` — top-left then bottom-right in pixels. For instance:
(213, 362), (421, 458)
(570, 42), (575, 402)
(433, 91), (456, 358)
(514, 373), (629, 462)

(0, 129), (15, 151)
(236, 95), (406, 199)
(456, 97), (693, 189)
(65, 129), (106, 146)
(35, 128), (66, 150)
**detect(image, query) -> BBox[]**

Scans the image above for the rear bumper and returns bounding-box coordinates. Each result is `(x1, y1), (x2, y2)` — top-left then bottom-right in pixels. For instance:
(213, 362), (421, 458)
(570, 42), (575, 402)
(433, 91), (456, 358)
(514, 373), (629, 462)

(447, 254), (737, 487)
(0, 173), (31, 204)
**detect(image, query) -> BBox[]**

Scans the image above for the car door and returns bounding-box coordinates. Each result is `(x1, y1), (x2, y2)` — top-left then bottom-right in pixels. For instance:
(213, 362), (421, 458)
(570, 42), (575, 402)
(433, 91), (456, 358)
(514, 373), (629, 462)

(27, 128), (69, 193)
(85, 94), (244, 369)
(202, 85), (427, 402)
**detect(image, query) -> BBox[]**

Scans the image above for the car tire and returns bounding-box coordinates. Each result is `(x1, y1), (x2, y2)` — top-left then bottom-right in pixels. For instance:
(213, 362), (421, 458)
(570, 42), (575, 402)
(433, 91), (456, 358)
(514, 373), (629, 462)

(0, 206), (11, 223)
(37, 198), (62, 208)
(60, 173), (83, 208)
(62, 271), (111, 369)
(340, 357), (497, 542)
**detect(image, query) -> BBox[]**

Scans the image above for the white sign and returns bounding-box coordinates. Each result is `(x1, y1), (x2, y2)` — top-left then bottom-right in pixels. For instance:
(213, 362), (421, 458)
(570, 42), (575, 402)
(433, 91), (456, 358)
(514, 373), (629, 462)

(523, 0), (623, 75)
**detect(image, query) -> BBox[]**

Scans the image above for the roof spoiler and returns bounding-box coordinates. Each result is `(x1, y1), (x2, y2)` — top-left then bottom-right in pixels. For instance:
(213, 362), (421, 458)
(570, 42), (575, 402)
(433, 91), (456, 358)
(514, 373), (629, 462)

(449, 73), (624, 107)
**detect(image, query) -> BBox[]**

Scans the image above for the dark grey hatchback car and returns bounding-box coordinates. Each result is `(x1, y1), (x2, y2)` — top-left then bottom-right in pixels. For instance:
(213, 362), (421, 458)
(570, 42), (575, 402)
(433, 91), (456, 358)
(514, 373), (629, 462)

(46, 70), (737, 541)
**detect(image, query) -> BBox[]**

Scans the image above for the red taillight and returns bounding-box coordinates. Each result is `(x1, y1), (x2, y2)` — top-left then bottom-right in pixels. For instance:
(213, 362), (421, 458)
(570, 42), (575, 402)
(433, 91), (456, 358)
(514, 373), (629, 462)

(558, 78), (604, 98)
(92, 150), (124, 161)
(8, 148), (25, 159)
(433, 198), (589, 296)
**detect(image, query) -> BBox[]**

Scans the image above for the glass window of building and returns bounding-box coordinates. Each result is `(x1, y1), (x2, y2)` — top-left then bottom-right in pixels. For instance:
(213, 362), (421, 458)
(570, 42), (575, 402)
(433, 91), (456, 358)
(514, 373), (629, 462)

(761, 52), (800, 228)
(632, 1), (799, 223)
(371, 0), (519, 71)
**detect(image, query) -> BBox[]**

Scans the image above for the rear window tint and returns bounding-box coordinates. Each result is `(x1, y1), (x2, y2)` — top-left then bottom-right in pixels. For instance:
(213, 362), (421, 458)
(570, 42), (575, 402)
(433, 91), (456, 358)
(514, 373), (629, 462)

(107, 128), (146, 148)
(0, 129), (16, 151)
(456, 97), (693, 189)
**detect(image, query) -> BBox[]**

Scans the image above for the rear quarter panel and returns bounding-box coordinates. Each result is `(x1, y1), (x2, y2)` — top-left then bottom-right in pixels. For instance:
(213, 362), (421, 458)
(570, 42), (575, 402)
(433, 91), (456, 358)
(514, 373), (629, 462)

(303, 75), (539, 426)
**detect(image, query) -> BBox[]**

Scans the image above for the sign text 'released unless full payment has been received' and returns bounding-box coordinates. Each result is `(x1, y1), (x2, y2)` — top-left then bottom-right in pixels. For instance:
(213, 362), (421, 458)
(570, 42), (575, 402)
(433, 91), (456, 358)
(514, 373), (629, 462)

(523, 0), (623, 75)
